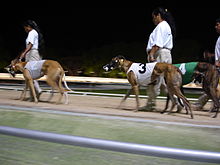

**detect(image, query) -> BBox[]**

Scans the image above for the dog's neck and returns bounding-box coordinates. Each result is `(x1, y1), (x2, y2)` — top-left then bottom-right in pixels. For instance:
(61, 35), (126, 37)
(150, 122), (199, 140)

(120, 60), (133, 73)
(14, 62), (28, 72)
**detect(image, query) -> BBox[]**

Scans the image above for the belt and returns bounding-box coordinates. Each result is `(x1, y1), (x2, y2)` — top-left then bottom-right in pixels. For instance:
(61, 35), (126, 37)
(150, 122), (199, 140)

(161, 47), (171, 51)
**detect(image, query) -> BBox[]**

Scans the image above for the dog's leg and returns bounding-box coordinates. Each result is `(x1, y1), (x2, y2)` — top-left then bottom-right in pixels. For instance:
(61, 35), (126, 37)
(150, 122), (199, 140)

(118, 89), (132, 109)
(132, 85), (140, 112)
(168, 94), (178, 113)
(213, 108), (219, 118)
(163, 93), (170, 113)
(56, 86), (65, 104)
(176, 87), (184, 113)
(174, 88), (193, 119)
(57, 71), (66, 104)
(23, 69), (38, 103)
(208, 88), (220, 118)
(62, 73), (71, 104)
(45, 68), (64, 104)
(46, 80), (61, 104)
(63, 91), (69, 104)
(166, 79), (193, 118)
(213, 85), (220, 118)
(20, 80), (28, 101)
(204, 71), (220, 118)
(47, 88), (55, 102)
(47, 76), (65, 104)
(127, 71), (140, 112)
(161, 92), (177, 114)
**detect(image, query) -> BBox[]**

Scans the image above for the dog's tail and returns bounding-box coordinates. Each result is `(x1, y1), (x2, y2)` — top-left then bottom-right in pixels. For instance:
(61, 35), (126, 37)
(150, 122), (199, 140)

(63, 73), (73, 92)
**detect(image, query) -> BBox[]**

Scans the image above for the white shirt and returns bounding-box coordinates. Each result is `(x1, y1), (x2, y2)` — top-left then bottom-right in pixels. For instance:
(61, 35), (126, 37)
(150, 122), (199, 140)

(215, 36), (220, 61)
(127, 62), (157, 86)
(26, 29), (38, 49)
(146, 21), (173, 52)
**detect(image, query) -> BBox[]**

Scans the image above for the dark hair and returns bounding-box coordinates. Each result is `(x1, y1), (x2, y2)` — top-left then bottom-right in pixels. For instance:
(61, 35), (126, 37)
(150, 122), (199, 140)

(152, 7), (176, 39)
(203, 50), (215, 65)
(23, 19), (45, 55)
(216, 18), (220, 23)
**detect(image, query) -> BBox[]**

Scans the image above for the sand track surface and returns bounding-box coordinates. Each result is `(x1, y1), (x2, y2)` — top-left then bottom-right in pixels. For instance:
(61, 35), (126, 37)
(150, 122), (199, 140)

(0, 89), (219, 127)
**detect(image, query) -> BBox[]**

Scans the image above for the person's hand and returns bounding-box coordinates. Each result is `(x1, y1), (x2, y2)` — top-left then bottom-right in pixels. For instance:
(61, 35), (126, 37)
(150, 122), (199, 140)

(19, 52), (26, 60)
(215, 61), (220, 67)
(148, 54), (156, 62)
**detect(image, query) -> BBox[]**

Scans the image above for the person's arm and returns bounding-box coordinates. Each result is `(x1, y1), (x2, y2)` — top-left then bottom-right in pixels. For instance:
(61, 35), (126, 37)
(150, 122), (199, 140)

(215, 60), (220, 67)
(20, 43), (33, 60)
(148, 45), (160, 62)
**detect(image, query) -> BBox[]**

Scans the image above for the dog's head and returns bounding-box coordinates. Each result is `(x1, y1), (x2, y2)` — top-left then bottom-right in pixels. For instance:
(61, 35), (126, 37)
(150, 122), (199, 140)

(195, 62), (211, 73)
(4, 58), (22, 77)
(103, 55), (125, 72)
(4, 64), (16, 77)
(192, 62), (211, 83)
(203, 50), (215, 65)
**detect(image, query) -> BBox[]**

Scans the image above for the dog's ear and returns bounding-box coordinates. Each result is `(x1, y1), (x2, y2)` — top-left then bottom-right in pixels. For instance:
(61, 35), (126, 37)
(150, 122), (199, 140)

(197, 62), (209, 72)
(116, 55), (125, 60)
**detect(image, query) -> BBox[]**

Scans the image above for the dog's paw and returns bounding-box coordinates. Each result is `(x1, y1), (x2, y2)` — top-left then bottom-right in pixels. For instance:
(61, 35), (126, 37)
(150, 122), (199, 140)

(20, 97), (25, 101)
(210, 113), (218, 118)
(117, 104), (123, 109)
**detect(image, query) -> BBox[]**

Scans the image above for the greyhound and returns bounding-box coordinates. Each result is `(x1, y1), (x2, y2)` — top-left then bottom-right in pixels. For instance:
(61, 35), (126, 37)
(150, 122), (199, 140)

(5, 58), (71, 104)
(193, 62), (220, 118)
(164, 62), (199, 112)
(167, 51), (215, 112)
(103, 55), (193, 119)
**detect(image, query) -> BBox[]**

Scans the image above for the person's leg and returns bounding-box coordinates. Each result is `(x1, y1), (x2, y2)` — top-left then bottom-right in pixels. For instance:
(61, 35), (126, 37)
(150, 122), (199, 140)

(155, 49), (172, 96)
(34, 80), (42, 93)
(156, 49), (172, 64)
(193, 93), (210, 110)
(140, 49), (172, 111)
(26, 50), (42, 99)
(34, 80), (42, 99)
(139, 84), (156, 111)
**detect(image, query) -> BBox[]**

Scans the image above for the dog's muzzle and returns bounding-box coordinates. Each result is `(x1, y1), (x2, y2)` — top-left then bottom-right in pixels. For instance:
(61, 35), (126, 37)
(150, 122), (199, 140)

(192, 71), (203, 84)
(4, 65), (16, 77)
(103, 64), (113, 72)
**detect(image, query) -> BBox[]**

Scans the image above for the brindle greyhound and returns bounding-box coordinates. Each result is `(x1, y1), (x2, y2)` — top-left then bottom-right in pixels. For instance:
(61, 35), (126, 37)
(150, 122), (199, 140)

(5, 58), (71, 104)
(165, 51), (215, 112)
(164, 62), (199, 112)
(193, 62), (220, 118)
(103, 55), (193, 119)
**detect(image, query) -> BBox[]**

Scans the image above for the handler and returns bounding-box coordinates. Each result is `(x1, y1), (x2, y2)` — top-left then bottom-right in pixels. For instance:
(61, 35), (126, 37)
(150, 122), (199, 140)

(194, 17), (220, 110)
(142, 7), (176, 111)
(19, 19), (45, 98)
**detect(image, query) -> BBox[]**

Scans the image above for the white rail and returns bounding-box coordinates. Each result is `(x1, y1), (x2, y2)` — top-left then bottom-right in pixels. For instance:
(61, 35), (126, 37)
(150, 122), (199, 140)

(0, 126), (219, 163)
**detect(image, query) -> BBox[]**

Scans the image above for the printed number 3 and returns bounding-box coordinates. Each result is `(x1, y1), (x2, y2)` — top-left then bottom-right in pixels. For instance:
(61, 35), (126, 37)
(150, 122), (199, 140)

(139, 63), (146, 74)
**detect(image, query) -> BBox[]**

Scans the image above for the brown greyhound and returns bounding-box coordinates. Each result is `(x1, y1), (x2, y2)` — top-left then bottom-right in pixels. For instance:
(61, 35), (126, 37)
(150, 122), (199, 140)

(5, 58), (71, 104)
(164, 62), (199, 113)
(193, 62), (220, 118)
(103, 55), (193, 119)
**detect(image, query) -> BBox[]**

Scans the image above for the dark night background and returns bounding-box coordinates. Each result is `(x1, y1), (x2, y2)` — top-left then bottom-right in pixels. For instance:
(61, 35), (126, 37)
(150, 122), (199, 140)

(0, 6), (219, 77)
